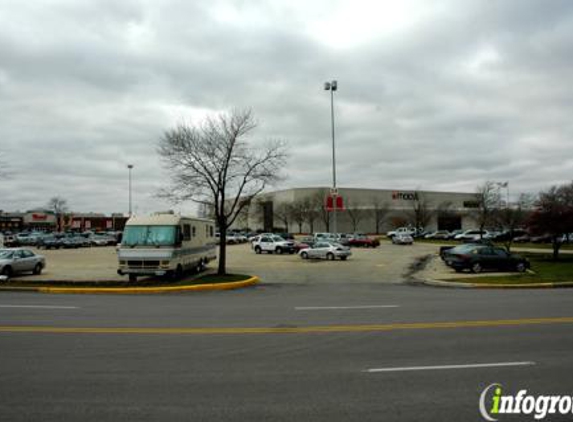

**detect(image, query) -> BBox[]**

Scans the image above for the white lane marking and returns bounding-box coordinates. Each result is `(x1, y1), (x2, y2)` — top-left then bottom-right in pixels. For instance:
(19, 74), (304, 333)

(295, 305), (399, 311)
(0, 305), (79, 309)
(365, 361), (535, 373)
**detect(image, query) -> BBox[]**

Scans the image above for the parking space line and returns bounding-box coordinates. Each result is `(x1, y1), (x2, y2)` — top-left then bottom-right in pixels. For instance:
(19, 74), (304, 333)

(365, 361), (535, 373)
(0, 305), (80, 309)
(295, 305), (399, 311)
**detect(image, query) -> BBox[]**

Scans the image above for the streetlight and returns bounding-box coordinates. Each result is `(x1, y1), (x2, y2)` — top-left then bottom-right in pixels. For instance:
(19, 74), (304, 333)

(324, 80), (338, 234)
(494, 181), (509, 207)
(127, 164), (134, 217)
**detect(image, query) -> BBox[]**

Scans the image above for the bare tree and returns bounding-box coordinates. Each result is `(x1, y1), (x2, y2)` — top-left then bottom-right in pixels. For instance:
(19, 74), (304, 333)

(311, 190), (330, 232)
(406, 191), (433, 231)
(474, 181), (501, 239)
(302, 197), (319, 234)
(345, 199), (366, 233)
(158, 109), (287, 275)
(46, 196), (68, 232)
(495, 193), (534, 252)
(371, 197), (389, 234)
(290, 199), (306, 234)
(527, 182), (573, 260)
(274, 203), (292, 232)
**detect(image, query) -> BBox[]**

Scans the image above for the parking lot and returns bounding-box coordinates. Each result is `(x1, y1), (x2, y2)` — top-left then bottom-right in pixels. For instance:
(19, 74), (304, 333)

(7, 242), (442, 284)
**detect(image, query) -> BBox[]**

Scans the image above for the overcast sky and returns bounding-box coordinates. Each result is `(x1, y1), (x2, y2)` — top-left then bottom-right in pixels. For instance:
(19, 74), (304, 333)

(1, 0), (572, 215)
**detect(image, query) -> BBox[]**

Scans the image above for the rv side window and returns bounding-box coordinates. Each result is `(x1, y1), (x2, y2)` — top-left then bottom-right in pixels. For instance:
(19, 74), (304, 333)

(192, 226), (196, 237)
(183, 225), (191, 240)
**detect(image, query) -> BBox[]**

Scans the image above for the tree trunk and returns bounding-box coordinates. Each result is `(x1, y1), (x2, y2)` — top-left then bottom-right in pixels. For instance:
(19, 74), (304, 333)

(552, 239), (561, 261)
(218, 226), (227, 275)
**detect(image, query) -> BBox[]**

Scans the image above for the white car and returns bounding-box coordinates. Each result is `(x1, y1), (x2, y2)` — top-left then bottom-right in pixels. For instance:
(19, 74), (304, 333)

(252, 235), (296, 254)
(454, 230), (490, 242)
(392, 233), (414, 245)
(299, 242), (351, 260)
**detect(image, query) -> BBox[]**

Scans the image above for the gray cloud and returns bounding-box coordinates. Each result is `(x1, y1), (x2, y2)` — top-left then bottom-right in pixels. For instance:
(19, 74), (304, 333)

(1, 0), (573, 215)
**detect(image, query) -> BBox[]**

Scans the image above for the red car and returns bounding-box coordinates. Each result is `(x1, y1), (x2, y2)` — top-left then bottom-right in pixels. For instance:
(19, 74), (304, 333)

(348, 235), (380, 248)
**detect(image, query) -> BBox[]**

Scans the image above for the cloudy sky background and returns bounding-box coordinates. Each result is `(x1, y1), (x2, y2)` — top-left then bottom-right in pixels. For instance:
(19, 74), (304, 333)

(1, 0), (572, 215)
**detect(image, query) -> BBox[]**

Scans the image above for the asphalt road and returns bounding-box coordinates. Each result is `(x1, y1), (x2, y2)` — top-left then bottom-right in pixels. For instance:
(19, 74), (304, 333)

(1, 283), (572, 422)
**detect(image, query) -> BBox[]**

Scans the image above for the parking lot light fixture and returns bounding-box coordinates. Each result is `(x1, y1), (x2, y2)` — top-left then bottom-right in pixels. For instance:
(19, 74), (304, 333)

(324, 80), (338, 234)
(127, 164), (134, 217)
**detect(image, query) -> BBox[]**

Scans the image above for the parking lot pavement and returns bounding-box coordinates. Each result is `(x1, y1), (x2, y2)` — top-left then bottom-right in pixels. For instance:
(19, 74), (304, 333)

(9, 242), (440, 284)
(226, 242), (439, 284)
(10, 246), (125, 282)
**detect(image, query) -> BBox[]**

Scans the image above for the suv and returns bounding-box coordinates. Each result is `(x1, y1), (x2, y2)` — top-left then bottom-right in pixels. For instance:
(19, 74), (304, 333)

(252, 235), (296, 254)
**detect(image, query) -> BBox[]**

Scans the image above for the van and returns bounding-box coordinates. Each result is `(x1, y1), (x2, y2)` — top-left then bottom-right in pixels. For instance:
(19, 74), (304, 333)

(117, 212), (217, 282)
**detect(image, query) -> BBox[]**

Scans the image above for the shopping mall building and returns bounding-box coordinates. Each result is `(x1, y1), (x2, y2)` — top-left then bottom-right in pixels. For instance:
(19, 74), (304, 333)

(236, 187), (481, 234)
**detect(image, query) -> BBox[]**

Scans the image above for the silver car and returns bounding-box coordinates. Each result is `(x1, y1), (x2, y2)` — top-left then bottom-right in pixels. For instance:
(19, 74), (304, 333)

(299, 242), (351, 261)
(0, 248), (46, 278)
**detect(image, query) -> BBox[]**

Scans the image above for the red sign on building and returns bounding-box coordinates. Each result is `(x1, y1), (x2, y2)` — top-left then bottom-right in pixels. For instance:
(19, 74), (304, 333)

(325, 195), (344, 211)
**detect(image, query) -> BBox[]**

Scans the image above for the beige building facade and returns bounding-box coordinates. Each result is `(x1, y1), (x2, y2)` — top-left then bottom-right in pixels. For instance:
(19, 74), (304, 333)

(237, 187), (481, 234)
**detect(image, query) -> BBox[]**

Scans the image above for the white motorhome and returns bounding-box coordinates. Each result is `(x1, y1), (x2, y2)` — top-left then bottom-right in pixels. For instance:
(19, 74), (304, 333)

(117, 212), (217, 282)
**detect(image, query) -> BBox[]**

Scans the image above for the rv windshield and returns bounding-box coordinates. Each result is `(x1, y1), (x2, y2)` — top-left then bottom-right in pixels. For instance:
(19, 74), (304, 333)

(122, 225), (177, 246)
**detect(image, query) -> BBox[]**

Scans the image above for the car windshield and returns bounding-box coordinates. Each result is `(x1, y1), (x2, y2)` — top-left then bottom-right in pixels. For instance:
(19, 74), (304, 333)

(272, 236), (285, 242)
(0, 250), (14, 259)
(122, 225), (176, 246)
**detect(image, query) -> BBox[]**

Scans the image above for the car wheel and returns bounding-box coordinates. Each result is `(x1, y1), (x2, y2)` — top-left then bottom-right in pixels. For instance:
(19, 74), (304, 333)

(175, 265), (184, 279)
(327, 252), (335, 261)
(255, 246), (262, 254)
(1, 266), (13, 277)
(276, 247), (283, 254)
(516, 262), (526, 273)
(33, 263), (42, 275)
(301, 252), (308, 259)
(471, 262), (483, 274)
(129, 274), (138, 283)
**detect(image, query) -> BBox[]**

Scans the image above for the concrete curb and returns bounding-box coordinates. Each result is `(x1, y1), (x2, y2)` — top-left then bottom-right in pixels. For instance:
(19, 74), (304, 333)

(0, 276), (260, 294)
(421, 279), (573, 289)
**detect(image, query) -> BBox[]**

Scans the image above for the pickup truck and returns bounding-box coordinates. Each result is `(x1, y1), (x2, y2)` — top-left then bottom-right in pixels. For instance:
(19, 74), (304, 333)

(386, 227), (417, 238)
(252, 235), (296, 254)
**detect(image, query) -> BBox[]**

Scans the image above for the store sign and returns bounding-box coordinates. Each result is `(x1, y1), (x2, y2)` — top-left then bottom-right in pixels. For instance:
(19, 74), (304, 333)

(392, 191), (419, 201)
(32, 213), (48, 221)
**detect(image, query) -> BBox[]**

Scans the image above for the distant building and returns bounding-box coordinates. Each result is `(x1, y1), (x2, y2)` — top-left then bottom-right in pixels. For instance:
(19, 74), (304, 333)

(233, 187), (480, 233)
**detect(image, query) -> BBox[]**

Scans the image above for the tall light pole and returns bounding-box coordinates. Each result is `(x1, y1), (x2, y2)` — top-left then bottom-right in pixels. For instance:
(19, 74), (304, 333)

(324, 80), (338, 234)
(127, 164), (134, 217)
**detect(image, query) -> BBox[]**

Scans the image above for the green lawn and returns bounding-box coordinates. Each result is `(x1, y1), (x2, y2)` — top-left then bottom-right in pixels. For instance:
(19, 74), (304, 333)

(451, 253), (573, 285)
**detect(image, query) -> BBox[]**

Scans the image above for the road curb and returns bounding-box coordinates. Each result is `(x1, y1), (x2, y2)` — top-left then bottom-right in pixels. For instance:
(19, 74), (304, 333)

(0, 276), (260, 294)
(421, 279), (573, 289)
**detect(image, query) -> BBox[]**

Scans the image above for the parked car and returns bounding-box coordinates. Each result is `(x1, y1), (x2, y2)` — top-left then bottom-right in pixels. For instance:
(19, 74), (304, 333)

(0, 248), (46, 277)
(424, 230), (451, 240)
(298, 242), (351, 261)
(252, 235), (296, 254)
(447, 229), (465, 240)
(443, 245), (530, 274)
(440, 241), (495, 260)
(454, 230), (490, 242)
(348, 234), (380, 248)
(493, 229), (529, 242)
(37, 235), (63, 249)
(392, 233), (414, 245)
